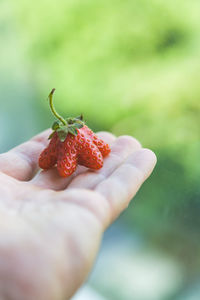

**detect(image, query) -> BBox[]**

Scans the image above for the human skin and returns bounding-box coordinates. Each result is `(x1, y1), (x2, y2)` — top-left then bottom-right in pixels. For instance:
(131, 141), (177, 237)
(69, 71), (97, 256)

(0, 130), (156, 300)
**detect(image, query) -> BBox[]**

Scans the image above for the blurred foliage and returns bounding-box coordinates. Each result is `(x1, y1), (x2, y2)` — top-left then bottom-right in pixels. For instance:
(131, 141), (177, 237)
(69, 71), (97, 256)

(1, 0), (200, 297)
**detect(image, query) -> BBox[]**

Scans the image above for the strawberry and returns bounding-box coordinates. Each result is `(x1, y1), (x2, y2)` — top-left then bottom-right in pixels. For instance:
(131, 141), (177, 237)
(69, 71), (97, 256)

(76, 126), (103, 169)
(38, 89), (111, 177)
(38, 132), (59, 169)
(57, 133), (77, 177)
(83, 126), (111, 157)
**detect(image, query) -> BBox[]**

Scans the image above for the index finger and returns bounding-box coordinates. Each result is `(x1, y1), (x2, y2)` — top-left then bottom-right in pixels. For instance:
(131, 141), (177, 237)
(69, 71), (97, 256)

(95, 148), (157, 224)
(0, 129), (51, 181)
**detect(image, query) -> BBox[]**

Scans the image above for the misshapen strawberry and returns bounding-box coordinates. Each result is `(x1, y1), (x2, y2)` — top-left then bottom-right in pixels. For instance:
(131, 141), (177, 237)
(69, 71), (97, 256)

(38, 89), (111, 177)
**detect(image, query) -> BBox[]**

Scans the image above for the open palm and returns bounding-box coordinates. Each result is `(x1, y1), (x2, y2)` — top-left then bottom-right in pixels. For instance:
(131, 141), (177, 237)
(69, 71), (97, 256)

(0, 129), (156, 300)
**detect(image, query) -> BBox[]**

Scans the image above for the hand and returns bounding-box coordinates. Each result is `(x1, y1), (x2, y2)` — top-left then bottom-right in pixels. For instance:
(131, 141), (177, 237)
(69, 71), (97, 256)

(0, 130), (156, 300)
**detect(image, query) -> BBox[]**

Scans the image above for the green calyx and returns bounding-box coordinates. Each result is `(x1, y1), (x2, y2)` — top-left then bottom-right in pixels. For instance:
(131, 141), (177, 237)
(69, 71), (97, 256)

(48, 89), (84, 142)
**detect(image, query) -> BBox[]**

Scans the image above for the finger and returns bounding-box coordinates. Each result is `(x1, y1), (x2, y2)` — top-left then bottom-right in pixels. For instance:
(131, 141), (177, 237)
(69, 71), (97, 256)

(95, 148), (157, 223)
(67, 135), (142, 190)
(0, 129), (51, 181)
(31, 132), (116, 190)
(96, 131), (116, 144)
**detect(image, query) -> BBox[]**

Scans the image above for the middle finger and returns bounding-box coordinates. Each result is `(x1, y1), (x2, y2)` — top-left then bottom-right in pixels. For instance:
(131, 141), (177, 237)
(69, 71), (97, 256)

(67, 135), (142, 190)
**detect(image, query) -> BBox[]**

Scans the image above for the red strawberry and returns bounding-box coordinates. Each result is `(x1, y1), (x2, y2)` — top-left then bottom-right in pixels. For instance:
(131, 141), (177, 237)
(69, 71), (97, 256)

(38, 89), (111, 177)
(76, 127), (103, 169)
(38, 132), (59, 169)
(83, 126), (111, 157)
(57, 134), (78, 177)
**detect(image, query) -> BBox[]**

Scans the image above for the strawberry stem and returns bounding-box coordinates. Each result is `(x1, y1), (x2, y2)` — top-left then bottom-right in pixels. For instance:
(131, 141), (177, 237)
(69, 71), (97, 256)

(48, 89), (67, 126)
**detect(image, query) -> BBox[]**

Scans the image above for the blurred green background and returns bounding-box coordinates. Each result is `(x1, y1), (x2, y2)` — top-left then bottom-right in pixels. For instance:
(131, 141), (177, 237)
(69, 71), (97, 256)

(1, 0), (200, 299)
